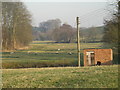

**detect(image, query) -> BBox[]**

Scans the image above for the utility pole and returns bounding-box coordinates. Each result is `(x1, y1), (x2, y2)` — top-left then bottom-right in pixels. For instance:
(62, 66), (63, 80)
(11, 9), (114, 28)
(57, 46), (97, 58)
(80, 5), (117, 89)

(76, 17), (80, 67)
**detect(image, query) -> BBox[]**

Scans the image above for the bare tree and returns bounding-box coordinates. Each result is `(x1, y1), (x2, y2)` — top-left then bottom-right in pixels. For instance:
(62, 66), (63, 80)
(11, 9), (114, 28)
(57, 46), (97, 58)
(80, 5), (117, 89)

(52, 24), (76, 43)
(2, 2), (32, 50)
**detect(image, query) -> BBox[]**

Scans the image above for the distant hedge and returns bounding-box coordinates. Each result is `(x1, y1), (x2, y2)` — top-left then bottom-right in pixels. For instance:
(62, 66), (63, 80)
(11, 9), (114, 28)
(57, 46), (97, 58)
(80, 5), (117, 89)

(2, 60), (79, 69)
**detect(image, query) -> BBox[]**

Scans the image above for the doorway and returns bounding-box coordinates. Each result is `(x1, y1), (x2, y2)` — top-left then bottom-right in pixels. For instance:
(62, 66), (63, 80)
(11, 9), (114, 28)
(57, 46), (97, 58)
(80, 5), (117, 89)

(86, 51), (95, 66)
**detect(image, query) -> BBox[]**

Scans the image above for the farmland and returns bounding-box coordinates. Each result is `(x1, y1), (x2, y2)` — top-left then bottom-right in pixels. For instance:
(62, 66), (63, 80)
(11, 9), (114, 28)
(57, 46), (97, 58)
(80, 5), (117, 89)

(1, 41), (118, 88)
(2, 65), (118, 88)
(2, 0), (119, 88)
(2, 41), (103, 68)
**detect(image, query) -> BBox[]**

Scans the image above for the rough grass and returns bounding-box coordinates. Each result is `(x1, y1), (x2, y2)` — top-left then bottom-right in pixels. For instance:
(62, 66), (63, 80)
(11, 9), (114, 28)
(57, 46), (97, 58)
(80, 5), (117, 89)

(2, 41), (103, 68)
(2, 65), (118, 88)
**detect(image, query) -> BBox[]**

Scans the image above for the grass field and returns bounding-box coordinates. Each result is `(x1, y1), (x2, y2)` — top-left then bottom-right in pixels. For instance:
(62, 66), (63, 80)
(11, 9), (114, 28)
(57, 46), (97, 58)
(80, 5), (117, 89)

(2, 65), (118, 88)
(1, 41), (118, 88)
(2, 41), (103, 68)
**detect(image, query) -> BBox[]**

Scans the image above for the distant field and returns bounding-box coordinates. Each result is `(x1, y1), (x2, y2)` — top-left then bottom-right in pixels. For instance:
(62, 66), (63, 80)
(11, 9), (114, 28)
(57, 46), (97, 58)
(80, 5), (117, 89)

(2, 41), (103, 68)
(2, 65), (118, 88)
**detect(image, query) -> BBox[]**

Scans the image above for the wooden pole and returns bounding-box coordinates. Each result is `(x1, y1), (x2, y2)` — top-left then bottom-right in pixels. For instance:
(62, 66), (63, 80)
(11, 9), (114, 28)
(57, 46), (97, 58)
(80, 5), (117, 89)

(76, 17), (80, 67)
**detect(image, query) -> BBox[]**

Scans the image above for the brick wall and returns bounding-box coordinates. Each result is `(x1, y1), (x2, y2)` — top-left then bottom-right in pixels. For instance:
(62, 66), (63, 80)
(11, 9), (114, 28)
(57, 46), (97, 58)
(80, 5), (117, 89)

(84, 49), (113, 66)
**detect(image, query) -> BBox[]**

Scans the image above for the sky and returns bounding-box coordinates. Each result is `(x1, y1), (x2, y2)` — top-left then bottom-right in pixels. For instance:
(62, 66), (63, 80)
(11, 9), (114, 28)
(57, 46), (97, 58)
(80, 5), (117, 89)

(23, 0), (113, 28)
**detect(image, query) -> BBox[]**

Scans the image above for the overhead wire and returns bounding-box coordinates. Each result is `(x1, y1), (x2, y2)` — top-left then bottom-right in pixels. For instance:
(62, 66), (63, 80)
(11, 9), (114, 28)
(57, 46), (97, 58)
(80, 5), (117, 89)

(76, 7), (109, 27)
(80, 11), (108, 24)
(80, 8), (107, 21)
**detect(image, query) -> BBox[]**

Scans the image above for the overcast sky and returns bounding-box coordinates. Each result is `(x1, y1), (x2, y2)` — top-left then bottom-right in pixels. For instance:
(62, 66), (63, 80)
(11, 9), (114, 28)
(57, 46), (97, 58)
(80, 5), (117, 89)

(23, 0), (112, 27)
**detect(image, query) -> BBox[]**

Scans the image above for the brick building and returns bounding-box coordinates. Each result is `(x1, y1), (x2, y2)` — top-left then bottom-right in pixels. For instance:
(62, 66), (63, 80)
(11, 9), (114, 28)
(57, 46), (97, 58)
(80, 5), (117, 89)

(83, 49), (113, 66)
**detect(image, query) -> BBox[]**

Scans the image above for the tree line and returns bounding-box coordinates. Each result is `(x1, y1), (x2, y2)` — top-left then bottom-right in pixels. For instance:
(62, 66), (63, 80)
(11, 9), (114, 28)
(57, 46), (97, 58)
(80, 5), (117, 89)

(33, 19), (104, 43)
(103, 0), (119, 64)
(103, 1), (119, 46)
(2, 2), (32, 50)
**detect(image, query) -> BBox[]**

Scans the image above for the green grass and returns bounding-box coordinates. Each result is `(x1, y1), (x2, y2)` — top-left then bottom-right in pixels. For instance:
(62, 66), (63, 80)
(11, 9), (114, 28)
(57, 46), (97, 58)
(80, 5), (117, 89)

(2, 41), (103, 68)
(2, 41), (118, 88)
(2, 65), (118, 88)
